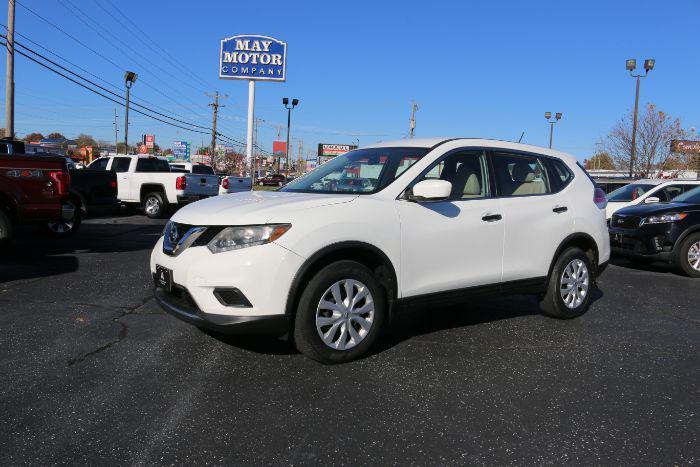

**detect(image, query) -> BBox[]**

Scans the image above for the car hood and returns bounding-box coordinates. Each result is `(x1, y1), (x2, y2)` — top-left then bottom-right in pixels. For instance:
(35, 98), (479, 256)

(170, 191), (358, 225)
(614, 202), (689, 217)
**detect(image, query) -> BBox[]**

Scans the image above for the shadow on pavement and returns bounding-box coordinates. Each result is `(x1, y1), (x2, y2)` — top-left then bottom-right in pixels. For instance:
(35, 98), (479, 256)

(204, 288), (605, 360)
(610, 255), (681, 275)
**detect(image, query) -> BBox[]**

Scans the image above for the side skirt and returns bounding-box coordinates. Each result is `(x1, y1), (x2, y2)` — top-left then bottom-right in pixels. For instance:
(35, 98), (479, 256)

(396, 277), (547, 311)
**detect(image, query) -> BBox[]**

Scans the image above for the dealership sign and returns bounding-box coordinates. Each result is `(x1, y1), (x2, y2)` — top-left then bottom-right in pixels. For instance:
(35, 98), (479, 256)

(671, 140), (700, 154)
(172, 141), (191, 161)
(318, 143), (357, 158)
(219, 35), (287, 81)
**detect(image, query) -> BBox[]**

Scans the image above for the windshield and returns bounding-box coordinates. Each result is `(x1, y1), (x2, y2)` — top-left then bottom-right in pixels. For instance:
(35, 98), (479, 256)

(671, 186), (700, 204)
(607, 183), (655, 202)
(281, 147), (429, 194)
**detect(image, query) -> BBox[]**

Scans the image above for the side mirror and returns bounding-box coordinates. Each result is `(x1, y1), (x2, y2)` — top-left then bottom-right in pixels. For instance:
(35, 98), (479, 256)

(644, 196), (660, 204)
(409, 179), (452, 202)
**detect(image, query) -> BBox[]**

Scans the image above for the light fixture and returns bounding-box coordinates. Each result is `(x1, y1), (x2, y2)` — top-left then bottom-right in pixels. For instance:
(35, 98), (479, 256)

(626, 59), (636, 71)
(643, 59), (655, 72)
(555, 112), (562, 120)
(124, 71), (138, 84)
(544, 111), (552, 119)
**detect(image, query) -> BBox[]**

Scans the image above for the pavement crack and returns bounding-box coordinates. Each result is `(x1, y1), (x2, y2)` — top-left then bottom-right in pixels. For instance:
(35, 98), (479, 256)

(66, 295), (155, 366)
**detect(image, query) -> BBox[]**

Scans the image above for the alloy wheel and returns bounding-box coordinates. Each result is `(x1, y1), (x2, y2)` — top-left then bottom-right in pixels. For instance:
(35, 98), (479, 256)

(145, 197), (160, 216)
(315, 279), (375, 350)
(559, 258), (589, 309)
(688, 241), (700, 271)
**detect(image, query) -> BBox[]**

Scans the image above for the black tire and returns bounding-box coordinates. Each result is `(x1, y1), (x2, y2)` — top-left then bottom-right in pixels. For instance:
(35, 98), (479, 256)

(293, 260), (386, 364)
(142, 192), (166, 219)
(45, 199), (82, 238)
(539, 247), (594, 319)
(674, 232), (700, 278)
(0, 209), (12, 248)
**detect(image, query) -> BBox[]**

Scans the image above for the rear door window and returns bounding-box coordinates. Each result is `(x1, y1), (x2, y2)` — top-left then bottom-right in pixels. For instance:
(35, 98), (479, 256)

(192, 165), (214, 175)
(135, 158), (170, 173)
(111, 157), (131, 173)
(90, 158), (108, 170)
(492, 152), (551, 196)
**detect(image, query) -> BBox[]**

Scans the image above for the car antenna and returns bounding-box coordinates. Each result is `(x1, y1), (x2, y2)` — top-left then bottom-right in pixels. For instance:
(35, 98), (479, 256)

(517, 131), (525, 143)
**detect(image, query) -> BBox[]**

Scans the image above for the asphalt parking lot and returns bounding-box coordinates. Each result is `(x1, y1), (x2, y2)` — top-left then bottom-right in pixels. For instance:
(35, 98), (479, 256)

(0, 214), (698, 465)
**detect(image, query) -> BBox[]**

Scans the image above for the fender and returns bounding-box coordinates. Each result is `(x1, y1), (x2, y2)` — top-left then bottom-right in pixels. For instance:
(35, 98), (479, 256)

(545, 232), (600, 286)
(284, 240), (398, 318)
(674, 225), (700, 249)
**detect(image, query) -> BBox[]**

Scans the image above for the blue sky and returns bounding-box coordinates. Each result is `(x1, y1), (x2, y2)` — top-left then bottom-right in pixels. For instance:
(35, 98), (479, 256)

(1, 0), (699, 161)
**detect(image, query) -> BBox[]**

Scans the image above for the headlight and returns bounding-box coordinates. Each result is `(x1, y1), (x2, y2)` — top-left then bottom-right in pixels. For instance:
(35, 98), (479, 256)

(207, 224), (291, 253)
(641, 213), (687, 225)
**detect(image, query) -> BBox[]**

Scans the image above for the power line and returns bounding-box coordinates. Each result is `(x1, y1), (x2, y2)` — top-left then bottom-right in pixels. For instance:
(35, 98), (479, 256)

(9, 37), (213, 131)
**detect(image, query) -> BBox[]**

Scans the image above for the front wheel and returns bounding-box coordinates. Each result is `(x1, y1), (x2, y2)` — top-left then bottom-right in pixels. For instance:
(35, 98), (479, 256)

(539, 247), (594, 319)
(293, 260), (386, 364)
(46, 199), (81, 237)
(675, 233), (700, 278)
(143, 192), (166, 219)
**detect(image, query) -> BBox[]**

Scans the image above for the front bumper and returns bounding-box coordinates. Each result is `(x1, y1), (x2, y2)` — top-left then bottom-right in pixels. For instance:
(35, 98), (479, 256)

(608, 225), (676, 261)
(154, 286), (290, 335)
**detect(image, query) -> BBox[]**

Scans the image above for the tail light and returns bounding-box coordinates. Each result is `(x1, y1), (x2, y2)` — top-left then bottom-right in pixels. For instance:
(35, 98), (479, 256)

(176, 175), (187, 190)
(48, 170), (70, 196)
(110, 180), (117, 189)
(222, 178), (229, 190)
(594, 187), (607, 209)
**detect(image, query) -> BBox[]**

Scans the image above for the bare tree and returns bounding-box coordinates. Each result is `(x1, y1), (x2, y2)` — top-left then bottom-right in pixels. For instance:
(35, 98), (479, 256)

(601, 104), (685, 177)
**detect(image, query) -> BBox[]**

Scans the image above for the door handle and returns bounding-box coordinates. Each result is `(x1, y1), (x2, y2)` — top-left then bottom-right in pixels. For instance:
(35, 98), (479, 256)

(553, 205), (568, 213)
(481, 213), (502, 222)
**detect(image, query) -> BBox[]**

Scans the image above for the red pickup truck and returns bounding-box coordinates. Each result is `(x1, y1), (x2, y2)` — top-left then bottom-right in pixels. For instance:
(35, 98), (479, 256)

(0, 139), (73, 245)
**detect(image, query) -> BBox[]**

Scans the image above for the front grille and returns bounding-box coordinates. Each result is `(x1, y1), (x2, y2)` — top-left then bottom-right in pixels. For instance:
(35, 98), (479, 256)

(610, 233), (637, 251)
(611, 214), (641, 229)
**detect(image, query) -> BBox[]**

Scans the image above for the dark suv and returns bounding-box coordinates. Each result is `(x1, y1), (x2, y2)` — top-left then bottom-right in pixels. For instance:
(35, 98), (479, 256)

(609, 186), (700, 277)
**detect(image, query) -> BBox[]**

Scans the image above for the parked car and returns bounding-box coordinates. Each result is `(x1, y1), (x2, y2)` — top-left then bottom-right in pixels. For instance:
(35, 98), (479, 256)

(605, 179), (700, 220)
(41, 157), (119, 236)
(609, 186), (700, 277)
(87, 155), (218, 218)
(220, 175), (253, 194)
(150, 138), (610, 363)
(1, 147), (73, 244)
(257, 173), (286, 187)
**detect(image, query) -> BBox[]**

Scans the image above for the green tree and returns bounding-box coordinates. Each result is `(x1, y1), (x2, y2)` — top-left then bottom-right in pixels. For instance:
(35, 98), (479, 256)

(584, 152), (615, 170)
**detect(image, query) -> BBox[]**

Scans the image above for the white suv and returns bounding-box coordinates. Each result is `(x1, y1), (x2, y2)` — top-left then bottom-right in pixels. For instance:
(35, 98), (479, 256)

(605, 179), (700, 220)
(151, 139), (610, 363)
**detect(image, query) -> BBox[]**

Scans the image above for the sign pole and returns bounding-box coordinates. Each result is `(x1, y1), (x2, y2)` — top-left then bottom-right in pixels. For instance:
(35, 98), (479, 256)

(246, 80), (255, 182)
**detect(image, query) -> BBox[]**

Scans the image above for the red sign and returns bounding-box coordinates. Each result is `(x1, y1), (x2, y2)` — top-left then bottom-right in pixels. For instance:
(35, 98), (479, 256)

(138, 144), (149, 154)
(272, 141), (286, 157)
(145, 134), (155, 149)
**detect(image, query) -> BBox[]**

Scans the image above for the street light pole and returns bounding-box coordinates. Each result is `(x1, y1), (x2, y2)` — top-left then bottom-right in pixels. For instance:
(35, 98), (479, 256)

(4, 0), (15, 139)
(544, 112), (562, 149)
(282, 97), (299, 178)
(626, 58), (654, 178)
(123, 71), (137, 154)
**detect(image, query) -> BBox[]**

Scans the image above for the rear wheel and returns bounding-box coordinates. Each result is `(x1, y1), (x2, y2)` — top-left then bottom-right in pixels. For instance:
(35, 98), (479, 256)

(293, 260), (386, 364)
(0, 209), (12, 248)
(539, 247), (594, 319)
(143, 192), (166, 219)
(675, 233), (700, 278)
(46, 199), (81, 237)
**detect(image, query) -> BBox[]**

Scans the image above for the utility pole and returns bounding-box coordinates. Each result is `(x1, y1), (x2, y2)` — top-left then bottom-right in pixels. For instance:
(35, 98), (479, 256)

(408, 101), (419, 138)
(5, 0), (15, 139)
(113, 108), (119, 154)
(207, 91), (227, 167)
(123, 71), (137, 154)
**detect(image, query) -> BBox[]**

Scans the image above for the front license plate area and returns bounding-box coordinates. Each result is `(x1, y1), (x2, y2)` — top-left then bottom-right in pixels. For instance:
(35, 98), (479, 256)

(155, 265), (173, 292)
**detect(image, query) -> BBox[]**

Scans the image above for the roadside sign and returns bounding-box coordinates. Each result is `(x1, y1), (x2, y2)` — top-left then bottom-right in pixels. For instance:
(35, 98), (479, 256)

(172, 141), (191, 161)
(145, 134), (155, 149)
(219, 35), (287, 82)
(318, 143), (357, 158)
(272, 141), (287, 157)
(671, 140), (700, 154)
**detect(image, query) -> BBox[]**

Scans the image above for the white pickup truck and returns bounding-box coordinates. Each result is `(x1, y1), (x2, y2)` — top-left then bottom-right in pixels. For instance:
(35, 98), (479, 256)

(87, 155), (219, 218)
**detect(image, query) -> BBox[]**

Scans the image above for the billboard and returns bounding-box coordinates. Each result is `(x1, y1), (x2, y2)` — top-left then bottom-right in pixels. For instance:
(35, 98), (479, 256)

(272, 141), (287, 157)
(219, 35), (287, 81)
(318, 143), (357, 158)
(172, 141), (191, 161)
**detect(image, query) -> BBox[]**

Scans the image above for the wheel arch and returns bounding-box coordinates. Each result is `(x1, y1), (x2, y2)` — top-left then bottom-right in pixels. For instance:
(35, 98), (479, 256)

(285, 241), (399, 320)
(673, 226), (700, 250)
(546, 233), (600, 286)
(140, 184), (166, 202)
(0, 191), (18, 223)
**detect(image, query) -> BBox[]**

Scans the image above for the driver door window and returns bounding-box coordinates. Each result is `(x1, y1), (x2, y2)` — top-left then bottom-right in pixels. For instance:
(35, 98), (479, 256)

(416, 150), (489, 200)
